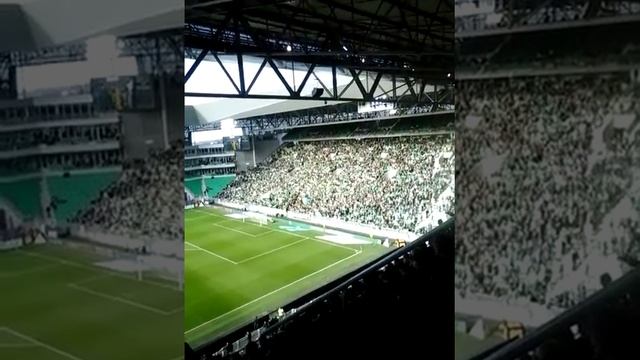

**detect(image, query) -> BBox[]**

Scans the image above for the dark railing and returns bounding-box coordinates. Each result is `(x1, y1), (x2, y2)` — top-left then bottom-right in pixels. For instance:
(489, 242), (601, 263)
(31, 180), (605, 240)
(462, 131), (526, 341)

(474, 266), (640, 360)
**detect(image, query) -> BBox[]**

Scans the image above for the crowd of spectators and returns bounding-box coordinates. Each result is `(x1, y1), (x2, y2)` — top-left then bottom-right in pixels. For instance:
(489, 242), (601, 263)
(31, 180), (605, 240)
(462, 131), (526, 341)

(455, 1), (639, 34)
(241, 103), (443, 132)
(187, 167), (236, 178)
(185, 145), (231, 157)
(283, 115), (453, 141)
(74, 140), (183, 242)
(219, 135), (454, 234)
(185, 155), (235, 168)
(0, 123), (120, 151)
(0, 101), (103, 126)
(456, 74), (640, 309)
(0, 100), (123, 175)
(0, 150), (122, 176)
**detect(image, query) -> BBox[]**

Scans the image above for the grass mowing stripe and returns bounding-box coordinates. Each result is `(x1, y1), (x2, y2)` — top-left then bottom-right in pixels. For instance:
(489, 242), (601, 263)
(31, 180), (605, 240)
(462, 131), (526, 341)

(236, 238), (308, 264)
(185, 215), (211, 222)
(71, 274), (111, 286)
(0, 264), (59, 278)
(186, 250), (361, 335)
(0, 327), (84, 360)
(185, 241), (238, 265)
(0, 344), (38, 348)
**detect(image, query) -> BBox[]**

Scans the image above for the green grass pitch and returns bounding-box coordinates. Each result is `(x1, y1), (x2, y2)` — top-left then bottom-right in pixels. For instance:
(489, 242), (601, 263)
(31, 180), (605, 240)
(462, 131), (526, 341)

(0, 243), (183, 360)
(185, 206), (391, 348)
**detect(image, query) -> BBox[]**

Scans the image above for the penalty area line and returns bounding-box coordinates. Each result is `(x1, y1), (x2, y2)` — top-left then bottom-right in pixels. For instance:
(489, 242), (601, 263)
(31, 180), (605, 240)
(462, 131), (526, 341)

(236, 238), (308, 264)
(185, 241), (238, 265)
(66, 283), (174, 316)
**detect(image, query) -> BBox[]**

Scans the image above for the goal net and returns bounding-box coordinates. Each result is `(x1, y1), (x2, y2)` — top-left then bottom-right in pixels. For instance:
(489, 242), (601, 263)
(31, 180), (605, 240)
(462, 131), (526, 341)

(233, 210), (272, 226)
(95, 253), (184, 291)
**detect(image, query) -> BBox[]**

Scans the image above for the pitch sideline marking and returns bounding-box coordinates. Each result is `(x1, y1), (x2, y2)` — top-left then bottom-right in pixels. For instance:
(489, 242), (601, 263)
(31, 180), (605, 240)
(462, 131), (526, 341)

(67, 283), (174, 316)
(0, 327), (85, 360)
(185, 250), (361, 335)
(212, 222), (259, 238)
(185, 241), (238, 265)
(236, 238), (308, 264)
(194, 209), (358, 254)
(305, 236), (359, 254)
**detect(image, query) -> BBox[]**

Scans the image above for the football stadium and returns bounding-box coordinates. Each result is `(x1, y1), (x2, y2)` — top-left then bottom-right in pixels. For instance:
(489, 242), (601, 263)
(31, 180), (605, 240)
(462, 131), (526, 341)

(184, 1), (455, 358)
(456, 1), (640, 359)
(0, 1), (183, 359)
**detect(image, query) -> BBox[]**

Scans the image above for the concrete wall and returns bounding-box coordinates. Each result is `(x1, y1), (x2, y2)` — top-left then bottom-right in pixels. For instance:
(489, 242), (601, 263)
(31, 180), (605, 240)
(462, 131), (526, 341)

(164, 77), (184, 144)
(120, 111), (165, 159)
(121, 76), (183, 159)
(235, 135), (282, 172)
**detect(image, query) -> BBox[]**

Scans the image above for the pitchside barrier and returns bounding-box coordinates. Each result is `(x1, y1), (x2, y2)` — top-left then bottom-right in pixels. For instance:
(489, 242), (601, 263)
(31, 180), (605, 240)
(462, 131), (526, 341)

(455, 292), (562, 329)
(214, 200), (422, 242)
(0, 238), (22, 250)
(70, 223), (182, 258)
(0, 227), (47, 250)
(480, 267), (640, 360)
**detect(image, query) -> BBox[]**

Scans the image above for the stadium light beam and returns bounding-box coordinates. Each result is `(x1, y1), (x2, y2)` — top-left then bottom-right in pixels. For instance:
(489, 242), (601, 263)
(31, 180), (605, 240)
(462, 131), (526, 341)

(286, 44), (292, 52)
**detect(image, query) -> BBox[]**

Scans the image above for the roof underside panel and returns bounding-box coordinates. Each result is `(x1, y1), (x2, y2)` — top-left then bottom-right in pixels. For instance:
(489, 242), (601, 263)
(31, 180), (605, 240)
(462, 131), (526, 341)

(0, 0), (182, 51)
(185, 0), (455, 80)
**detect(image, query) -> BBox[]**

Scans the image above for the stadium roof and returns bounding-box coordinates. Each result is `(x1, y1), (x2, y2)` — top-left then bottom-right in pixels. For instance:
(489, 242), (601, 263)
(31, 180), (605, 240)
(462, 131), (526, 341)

(185, 99), (348, 127)
(184, 53), (445, 125)
(186, 0), (454, 81)
(0, 0), (182, 51)
(185, 0), (454, 126)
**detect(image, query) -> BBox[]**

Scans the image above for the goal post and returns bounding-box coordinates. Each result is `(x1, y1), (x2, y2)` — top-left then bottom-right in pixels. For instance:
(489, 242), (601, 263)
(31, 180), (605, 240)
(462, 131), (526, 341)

(135, 254), (184, 291)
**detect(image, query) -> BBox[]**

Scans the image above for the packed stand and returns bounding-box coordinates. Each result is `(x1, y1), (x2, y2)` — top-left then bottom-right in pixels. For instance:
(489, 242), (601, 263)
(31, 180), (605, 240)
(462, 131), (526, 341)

(0, 151), (122, 176)
(242, 103), (439, 131)
(74, 140), (184, 241)
(0, 100), (105, 126)
(456, 74), (640, 309)
(0, 123), (121, 151)
(185, 155), (235, 168)
(283, 114), (453, 141)
(455, 1), (639, 33)
(219, 135), (454, 234)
